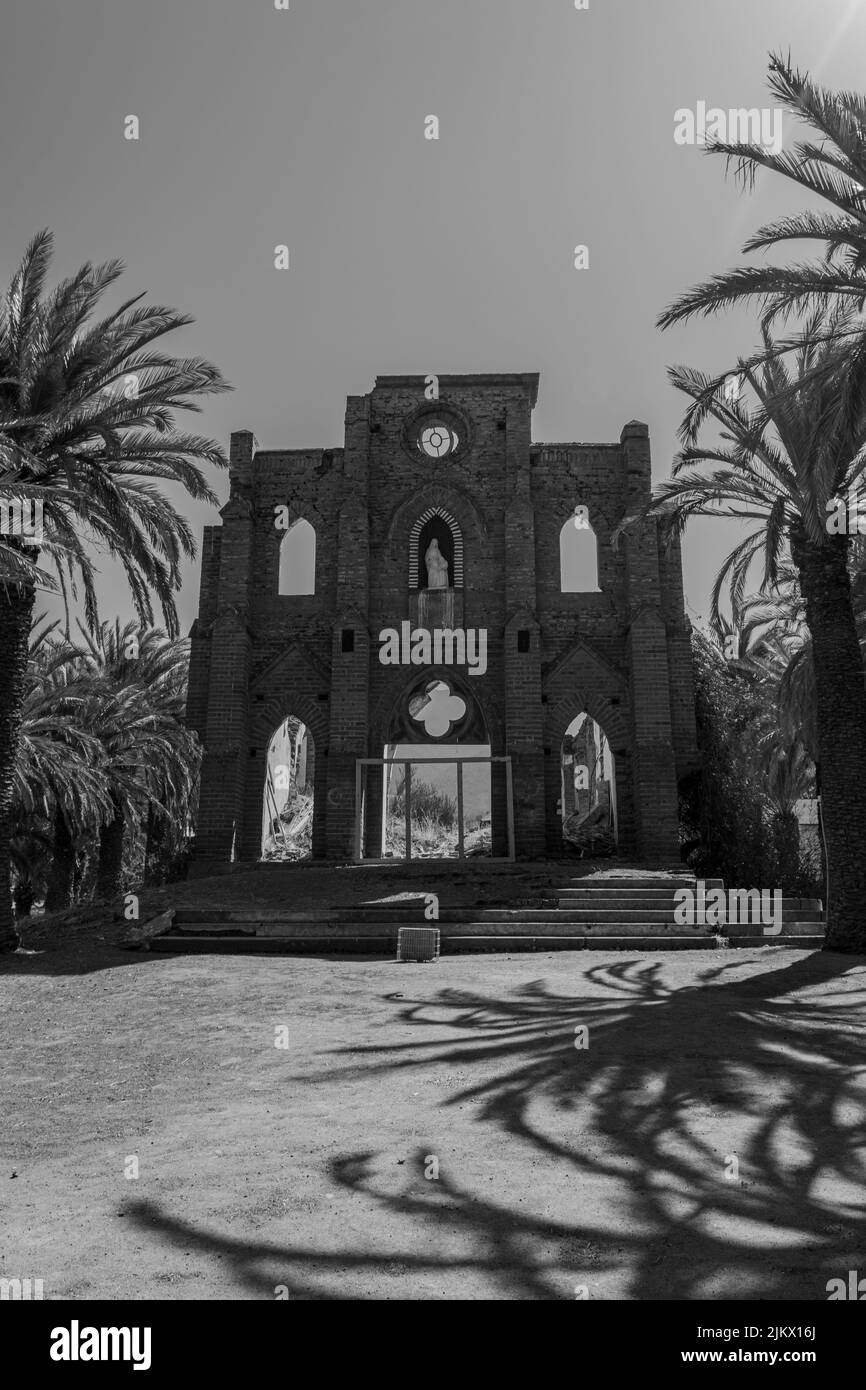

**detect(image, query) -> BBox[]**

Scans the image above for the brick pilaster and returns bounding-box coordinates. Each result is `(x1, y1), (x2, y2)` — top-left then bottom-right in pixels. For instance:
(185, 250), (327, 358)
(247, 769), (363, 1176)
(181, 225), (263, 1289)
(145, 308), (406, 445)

(192, 431), (256, 868)
(621, 421), (680, 860)
(325, 399), (370, 857)
(503, 398), (545, 856)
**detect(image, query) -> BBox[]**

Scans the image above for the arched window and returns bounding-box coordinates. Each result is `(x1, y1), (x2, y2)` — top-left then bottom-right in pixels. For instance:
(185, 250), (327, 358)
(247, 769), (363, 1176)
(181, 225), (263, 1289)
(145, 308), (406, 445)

(560, 514), (599, 593)
(409, 508), (463, 589)
(278, 519), (316, 595)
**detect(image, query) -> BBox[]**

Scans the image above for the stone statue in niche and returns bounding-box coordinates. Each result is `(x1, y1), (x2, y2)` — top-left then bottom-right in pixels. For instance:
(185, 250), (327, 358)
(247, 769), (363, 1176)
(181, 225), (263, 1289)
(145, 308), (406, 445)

(425, 538), (449, 589)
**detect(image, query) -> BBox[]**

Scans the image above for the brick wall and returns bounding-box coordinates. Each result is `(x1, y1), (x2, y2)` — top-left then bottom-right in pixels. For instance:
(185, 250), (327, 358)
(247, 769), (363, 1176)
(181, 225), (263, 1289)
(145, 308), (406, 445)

(188, 375), (697, 866)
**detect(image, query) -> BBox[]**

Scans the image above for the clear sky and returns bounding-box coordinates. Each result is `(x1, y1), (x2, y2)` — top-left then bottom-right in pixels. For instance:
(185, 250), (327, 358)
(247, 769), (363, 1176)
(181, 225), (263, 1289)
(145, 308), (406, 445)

(3, 0), (866, 635)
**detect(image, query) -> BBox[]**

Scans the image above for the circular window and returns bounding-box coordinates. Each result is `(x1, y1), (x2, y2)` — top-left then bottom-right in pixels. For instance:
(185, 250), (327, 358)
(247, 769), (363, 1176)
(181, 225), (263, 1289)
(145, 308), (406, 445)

(419, 423), (458, 459)
(401, 403), (472, 464)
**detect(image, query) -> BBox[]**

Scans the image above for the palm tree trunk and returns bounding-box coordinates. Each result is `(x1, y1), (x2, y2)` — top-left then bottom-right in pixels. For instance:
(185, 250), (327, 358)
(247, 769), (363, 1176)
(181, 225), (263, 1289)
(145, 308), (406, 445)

(14, 882), (35, 918)
(792, 530), (866, 951)
(45, 809), (76, 912)
(771, 810), (801, 890)
(0, 576), (37, 951)
(144, 804), (168, 887)
(96, 799), (125, 901)
(815, 763), (830, 912)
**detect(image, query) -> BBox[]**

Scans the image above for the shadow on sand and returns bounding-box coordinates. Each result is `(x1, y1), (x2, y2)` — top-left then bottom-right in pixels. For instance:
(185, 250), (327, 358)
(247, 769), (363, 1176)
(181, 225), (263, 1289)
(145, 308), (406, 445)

(125, 948), (866, 1299)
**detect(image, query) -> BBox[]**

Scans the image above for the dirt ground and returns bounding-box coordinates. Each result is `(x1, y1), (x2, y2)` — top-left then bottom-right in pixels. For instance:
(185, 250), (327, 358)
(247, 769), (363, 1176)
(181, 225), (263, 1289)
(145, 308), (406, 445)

(2, 921), (865, 1301)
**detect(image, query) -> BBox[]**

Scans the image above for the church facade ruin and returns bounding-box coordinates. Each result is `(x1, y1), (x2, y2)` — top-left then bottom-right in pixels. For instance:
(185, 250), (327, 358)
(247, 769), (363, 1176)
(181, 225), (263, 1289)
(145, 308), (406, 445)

(186, 373), (698, 867)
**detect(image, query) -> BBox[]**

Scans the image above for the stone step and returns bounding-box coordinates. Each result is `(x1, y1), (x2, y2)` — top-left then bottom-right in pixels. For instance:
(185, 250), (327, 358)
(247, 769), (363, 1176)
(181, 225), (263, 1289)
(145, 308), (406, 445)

(149, 933), (724, 955)
(494, 908), (705, 922)
(554, 884), (706, 895)
(555, 877), (714, 887)
(167, 917), (711, 939)
(173, 897), (699, 924)
(550, 895), (821, 916)
(150, 934), (393, 955)
(444, 935), (723, 953)
(174, 888), (817, 926)
(170, 910), (823, 935)
(173, 901), (822, 920)
(254, 918), (712, 938)
(173, 923), (259, 936)
(555, 882), (723, 897)
(550, 887), (696, 896)
(149, 929), (823, 956)
(173, 907), (700, 927)
(174, 907), (337, 924)
(369, 906), (814, 926)
(165, 920), (714, 940)
(726, 920), (824, 937)
(726, 934), (825, 949)
(552, 908), (824, 925)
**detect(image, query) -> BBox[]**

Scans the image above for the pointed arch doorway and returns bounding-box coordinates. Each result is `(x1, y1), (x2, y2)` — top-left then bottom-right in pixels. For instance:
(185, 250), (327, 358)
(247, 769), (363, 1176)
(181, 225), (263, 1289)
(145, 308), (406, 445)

(560, 712), (618, 855)
(260, 716), (315, 860)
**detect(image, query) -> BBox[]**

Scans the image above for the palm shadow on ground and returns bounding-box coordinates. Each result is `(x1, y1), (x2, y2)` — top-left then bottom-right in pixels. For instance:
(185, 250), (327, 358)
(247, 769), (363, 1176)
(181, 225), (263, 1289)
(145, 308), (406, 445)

(127, 949), (866, 1300)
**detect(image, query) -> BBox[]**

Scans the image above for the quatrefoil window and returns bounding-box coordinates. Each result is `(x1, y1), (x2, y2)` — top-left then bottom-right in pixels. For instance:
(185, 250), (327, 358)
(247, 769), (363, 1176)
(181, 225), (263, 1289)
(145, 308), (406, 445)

(408, 680), (467, 738)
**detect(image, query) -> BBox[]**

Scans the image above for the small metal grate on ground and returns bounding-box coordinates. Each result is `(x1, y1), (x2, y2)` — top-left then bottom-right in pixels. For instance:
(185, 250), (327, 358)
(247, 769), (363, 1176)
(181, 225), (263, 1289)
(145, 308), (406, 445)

(397, 927), (441, 963)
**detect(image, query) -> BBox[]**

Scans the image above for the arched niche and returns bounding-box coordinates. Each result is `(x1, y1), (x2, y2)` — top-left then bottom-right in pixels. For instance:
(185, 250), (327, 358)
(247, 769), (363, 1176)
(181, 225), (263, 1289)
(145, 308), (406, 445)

(409, 508), (463, 590)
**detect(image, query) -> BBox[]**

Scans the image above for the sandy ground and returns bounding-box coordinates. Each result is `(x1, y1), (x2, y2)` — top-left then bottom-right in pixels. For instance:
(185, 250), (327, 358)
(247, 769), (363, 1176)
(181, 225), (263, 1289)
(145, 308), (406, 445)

(2, 939), (865, 1301)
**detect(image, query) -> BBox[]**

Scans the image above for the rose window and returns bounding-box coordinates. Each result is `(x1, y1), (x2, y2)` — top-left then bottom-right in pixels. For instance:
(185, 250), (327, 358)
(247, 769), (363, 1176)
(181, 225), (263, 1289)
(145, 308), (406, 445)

(419, 423), (458, 459)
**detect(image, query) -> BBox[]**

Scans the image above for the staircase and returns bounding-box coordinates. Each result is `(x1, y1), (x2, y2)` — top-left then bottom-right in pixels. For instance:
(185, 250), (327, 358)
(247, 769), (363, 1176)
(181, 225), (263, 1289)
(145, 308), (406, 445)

(146, 873), (825, 955)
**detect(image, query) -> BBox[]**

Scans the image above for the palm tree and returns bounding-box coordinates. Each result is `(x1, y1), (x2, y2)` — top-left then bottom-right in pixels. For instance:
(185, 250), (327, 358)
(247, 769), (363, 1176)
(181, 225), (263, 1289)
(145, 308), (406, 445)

(683, 628), (776, 887)
(659, 54), (866, 332)
(74, 621), (200, 901)
(10, 620), (198, 914)
(733, 537), (866, 761)
(730, 550), (866, 906)
(0, 231), (229, 948)
(731, 575), (817, 762)
(762, 737), (814, 885)
(717, 618), (816, 887)
(12, 621), (112, 914)
(625, 319), (866, 950)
